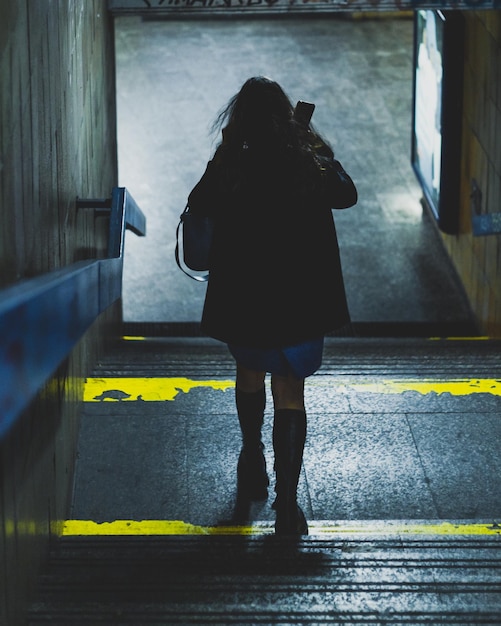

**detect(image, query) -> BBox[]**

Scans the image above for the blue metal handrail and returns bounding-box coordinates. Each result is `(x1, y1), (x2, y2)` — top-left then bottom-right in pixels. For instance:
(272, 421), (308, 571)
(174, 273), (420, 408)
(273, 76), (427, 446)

(0, 187), (146, 439)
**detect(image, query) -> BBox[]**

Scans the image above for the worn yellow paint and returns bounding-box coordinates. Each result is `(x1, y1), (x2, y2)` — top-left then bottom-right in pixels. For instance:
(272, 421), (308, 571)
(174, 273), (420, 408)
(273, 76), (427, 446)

(84, 377), (235, 402)
(122, 335), (145, 341)
(63, 520), (212, 536)
(317, 521), (501, 536)
(319, 379), (501, 396)
(428, 336), (491, 341)
(62, 519), (501, 537)
(84, 376), (501, 402)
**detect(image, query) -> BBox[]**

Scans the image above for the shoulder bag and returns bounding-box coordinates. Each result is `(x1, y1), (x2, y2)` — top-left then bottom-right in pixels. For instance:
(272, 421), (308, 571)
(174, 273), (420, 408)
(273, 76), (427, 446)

(175, 204), (214, 282)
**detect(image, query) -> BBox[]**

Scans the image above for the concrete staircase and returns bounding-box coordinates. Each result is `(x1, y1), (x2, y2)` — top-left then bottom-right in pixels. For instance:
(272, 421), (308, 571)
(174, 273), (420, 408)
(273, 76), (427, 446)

(29, 336), (501, 623)
(28, 531), (501, 623)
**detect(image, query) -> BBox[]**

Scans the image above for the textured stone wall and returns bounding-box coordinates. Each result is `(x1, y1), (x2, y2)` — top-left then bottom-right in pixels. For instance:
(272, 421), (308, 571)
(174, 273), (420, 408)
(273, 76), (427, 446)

(442, 11), (501, 337)
(0, 2), (118, 624)
(0, 1), (117, 285)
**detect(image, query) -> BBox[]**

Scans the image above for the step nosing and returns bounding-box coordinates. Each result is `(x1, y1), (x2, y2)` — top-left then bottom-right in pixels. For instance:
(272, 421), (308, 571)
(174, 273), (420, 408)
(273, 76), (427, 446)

(61, 519), (501, 537)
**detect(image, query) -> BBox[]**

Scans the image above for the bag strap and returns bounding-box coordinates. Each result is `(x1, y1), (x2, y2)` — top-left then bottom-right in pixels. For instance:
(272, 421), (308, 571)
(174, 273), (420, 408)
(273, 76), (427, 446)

(175, 204), (209, 282)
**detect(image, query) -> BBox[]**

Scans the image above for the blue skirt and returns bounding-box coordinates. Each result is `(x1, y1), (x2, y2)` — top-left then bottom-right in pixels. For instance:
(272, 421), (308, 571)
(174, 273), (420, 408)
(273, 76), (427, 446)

(228, 337), (324, 379)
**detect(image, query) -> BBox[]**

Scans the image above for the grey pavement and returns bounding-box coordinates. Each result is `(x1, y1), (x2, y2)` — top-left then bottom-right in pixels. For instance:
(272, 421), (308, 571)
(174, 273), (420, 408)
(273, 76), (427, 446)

(71, 337), (501, 526)
(116, 15), (474, 327)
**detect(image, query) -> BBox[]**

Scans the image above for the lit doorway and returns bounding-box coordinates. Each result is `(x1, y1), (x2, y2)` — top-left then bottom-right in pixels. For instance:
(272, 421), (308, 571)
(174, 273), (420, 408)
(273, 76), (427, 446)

(116, 16), (473, 332)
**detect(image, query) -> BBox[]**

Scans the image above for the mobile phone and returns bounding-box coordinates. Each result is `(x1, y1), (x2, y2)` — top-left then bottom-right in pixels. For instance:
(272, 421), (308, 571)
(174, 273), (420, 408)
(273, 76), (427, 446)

(294, 101), (315, 126)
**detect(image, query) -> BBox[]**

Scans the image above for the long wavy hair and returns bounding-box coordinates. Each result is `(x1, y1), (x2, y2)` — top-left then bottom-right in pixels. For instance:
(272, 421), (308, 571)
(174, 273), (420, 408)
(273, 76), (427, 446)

(212, 76), (333, 158)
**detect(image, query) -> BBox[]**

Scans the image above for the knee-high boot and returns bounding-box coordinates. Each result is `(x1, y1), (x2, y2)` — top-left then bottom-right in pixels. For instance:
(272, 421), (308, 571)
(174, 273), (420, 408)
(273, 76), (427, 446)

(273, 408), (308, 535)
(236, 387), (269, 500)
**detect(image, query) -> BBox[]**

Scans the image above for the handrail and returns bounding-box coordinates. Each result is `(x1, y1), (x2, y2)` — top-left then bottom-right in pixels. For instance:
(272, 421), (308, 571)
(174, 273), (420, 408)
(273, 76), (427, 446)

(0, 187), (146, 439)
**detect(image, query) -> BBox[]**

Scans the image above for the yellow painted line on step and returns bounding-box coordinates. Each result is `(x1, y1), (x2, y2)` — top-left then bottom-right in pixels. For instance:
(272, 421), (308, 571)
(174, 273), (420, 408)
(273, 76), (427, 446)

(84, 377), (235, 402)
(62, 519), (501, 537)
(63, 520), (213, 536)
(122, 336), (146, 341)
(316, 521), (501, 536)
(428, 336), (491, 341)
(84, 377), (501, 402)
(310, 379), (501, 396)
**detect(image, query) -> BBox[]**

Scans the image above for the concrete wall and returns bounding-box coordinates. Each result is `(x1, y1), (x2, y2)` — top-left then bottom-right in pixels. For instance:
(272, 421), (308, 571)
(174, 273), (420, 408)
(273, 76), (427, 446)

(0, 1), (118, 624)
(442, 11), (501, 337)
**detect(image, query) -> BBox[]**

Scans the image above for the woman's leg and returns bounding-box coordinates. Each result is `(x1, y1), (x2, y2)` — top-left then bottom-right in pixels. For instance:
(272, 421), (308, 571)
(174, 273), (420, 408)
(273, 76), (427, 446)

(270, 372), (305, 410)
(235, 363), (268, 500)
(236, 362), (266, 393)
(271, 371), (308, 535)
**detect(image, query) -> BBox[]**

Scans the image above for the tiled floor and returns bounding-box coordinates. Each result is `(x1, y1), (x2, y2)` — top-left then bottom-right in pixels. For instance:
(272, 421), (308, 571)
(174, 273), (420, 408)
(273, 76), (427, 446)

(115, 15), (474, 328)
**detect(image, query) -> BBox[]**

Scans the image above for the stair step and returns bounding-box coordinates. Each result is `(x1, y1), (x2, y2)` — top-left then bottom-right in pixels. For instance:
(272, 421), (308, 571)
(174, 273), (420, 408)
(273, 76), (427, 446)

(31, 337), (501, 623)
(29, 531), (501, 623)
(94, 337), (501, 379)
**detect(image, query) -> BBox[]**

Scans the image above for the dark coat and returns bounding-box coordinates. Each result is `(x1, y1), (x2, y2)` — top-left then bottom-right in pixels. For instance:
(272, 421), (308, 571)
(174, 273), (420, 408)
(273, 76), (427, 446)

(187, 143), (357, 348)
